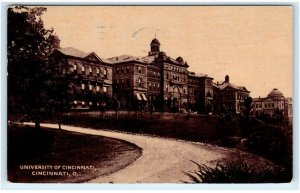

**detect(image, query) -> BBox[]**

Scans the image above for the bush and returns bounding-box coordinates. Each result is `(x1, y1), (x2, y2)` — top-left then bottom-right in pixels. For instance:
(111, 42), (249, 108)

(183, 157), (287, 183)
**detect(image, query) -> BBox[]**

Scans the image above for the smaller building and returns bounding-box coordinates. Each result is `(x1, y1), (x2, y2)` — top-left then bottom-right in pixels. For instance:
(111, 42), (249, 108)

(187, 72), (213, 113)
(213, 75), (250, 114)
(252, 88), (292, 122)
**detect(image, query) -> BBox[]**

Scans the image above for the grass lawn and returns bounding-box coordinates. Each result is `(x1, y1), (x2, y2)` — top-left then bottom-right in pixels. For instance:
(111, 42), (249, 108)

(7, 124), (142, 183)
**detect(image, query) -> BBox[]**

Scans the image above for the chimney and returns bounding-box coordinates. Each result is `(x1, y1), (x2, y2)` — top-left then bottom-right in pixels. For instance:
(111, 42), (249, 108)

(225, 75), (229, 82)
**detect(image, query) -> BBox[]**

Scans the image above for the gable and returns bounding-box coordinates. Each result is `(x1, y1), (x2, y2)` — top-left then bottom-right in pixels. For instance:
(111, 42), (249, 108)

(85, 52), (103, 62)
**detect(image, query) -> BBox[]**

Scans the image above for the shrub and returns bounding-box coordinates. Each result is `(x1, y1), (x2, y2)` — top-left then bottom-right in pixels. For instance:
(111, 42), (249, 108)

(183, 157), (287, 183)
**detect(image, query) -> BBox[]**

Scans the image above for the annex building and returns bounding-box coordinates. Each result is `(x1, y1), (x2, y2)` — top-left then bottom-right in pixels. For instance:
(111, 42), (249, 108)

(251, 88), (293, 121)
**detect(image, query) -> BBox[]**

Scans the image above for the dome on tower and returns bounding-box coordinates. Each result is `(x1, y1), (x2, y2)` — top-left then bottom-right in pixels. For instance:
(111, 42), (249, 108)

(267, 88), (284, 100)
(151, 38), (160, 45)
(176, 56), (184, 64)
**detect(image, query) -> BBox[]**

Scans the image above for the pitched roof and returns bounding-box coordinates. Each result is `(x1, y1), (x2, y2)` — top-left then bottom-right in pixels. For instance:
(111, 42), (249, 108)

(58, 47), (89, 58)
(216, 81), (249, 92)
(107, 55), (145, 64)
(56, 47), (112, 64)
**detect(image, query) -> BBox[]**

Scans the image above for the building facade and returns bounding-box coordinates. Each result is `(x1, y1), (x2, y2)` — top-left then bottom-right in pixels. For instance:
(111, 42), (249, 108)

(51, 41), (113, 110)
(187, 72), (213, 113)
(252, 88), (292, 121)
(213, 75), (250, 114)
(108, 38), (214, 113)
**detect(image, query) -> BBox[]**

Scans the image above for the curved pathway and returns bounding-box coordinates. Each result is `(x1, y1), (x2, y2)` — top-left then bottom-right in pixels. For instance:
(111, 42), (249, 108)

(28, 123), (271, 183)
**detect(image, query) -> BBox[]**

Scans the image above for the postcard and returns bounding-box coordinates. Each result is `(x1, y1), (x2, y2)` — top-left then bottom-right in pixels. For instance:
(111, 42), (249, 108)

(5, 5), (294, 185)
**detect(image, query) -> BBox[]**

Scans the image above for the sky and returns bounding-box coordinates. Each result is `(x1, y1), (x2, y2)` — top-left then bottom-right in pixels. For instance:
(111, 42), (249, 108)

(41, 6), (293, 98)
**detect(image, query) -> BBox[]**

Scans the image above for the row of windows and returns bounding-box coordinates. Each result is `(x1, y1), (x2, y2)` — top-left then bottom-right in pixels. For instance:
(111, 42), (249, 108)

(188, 78), (199, 85)
(165, 64), (187, 73)
(116, 65), (131, 74)
(73, 64), (108, 79)
(254, 103), (285, 109)
(166, 73), (187, 83)
(222, 94), (248, 100)
(116, 79), (131, 88)
(148, 71), (161, 78)
(116, 65), (145, 74)
(81, 83), (107, 92)
(148, 82), (160, 91)
(73, 101), (106, 106)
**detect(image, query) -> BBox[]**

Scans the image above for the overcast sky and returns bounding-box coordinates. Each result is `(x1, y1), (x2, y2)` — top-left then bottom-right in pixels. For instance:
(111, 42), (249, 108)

(41, 6), (293, 98)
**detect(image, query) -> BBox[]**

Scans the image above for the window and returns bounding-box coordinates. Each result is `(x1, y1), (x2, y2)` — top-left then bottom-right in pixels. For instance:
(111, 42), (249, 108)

(89, 67), (92, 74)
(149, 82), (152, 90)
(183, 89), (186, 94)
(104, 68), (107, 79)
(96, 68), (100, 75)
(96, 85), (100, 92)
(73, 64), (77, 71)
(138, 66), (142, 73)
(126, 79), (130, 87)
(81, 66), (85, 74)
(116, 67), (120, 74)
(126, 66), (130, 73)
(103, 86), (107, 93)
(166, 84), (168, 91)
(137, 78), (142, 87)
(121, 79), (124, 87)
(89, 102), (92, 106)
(158, 72), (160, 78)
(153, 72), (156, 78)
(121, 66), (124, 73)
(89, 84), (92, 90)
(81, 83), (85, 90)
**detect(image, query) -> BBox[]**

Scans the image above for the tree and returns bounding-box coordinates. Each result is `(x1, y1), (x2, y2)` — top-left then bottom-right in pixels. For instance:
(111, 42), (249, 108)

(243, 96), (253, 120)
(7, 6), (59, 129)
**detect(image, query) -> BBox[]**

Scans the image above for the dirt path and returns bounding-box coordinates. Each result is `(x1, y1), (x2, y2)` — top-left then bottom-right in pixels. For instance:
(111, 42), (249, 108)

(24, 123), (241, 183)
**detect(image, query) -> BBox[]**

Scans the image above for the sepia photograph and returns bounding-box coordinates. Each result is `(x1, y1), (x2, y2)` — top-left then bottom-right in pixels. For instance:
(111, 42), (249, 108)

(6, 5), (294, 184)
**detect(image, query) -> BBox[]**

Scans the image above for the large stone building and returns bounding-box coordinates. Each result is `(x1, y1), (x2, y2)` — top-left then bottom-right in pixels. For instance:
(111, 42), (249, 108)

(51, 38), (113, 110)
(213, 75), (250, 114)
(252, 88), (292, 121)
(108, 38), (214, 113)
